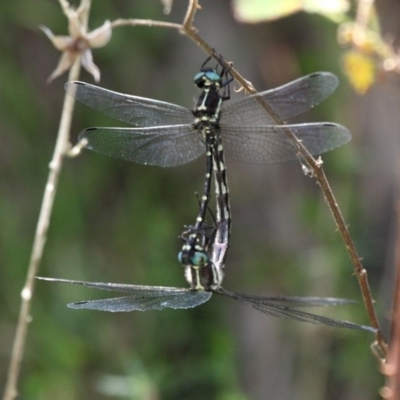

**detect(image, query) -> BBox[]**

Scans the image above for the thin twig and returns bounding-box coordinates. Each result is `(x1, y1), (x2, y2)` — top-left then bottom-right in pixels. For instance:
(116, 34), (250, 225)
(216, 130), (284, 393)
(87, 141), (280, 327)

(182, 0), (199, 28)
(183, 11), (387, 357)
(2, 1), (88, 396)
(111, 18), (182, 30)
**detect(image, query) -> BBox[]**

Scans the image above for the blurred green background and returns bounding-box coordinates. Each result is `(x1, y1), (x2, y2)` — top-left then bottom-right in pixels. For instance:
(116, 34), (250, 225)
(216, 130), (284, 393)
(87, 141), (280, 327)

(1, 0), (398, 399)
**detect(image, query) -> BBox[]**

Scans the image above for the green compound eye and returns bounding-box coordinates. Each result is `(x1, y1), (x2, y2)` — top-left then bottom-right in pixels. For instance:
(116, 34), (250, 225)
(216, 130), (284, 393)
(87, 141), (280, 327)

(177, 251), (183, 263)
(204, 71), (221, 82)
(191, 251), (209, 266)
(193, 72), (204, 82)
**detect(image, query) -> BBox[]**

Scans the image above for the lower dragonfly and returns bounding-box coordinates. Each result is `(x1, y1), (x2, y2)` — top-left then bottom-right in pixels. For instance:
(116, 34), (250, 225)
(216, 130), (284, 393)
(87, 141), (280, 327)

(37, 208), (375, 333)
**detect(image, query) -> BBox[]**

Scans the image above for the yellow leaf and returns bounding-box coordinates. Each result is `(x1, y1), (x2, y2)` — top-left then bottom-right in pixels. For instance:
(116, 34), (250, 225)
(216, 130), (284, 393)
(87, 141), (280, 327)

(342, 50), (376, 94)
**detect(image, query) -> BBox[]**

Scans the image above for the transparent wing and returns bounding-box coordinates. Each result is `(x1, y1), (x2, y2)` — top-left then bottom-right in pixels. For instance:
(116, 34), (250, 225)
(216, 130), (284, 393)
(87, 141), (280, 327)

(220, 72), (338, 125)
(79, 125), (205, 167)
(221, 295), (356, 307)
(37, 277), (212, 312)
(68, 291), (212, 312)
(65, 81), (194, 126)
(220, 123), (351, 164)
(217, 288), (375, 332)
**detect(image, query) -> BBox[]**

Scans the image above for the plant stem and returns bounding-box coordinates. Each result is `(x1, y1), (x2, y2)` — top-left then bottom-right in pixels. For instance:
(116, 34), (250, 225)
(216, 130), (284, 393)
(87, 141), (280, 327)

(2, 55), (81, 400)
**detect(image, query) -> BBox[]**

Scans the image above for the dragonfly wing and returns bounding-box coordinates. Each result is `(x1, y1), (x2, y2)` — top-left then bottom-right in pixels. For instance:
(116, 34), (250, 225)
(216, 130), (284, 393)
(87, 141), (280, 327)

(36, 277), (212, 312)
(37, 277), (190, 293)
(217, 288), (375, 332)
(65, 81), (194, 126)
(67, 291), (212, 312)
(79, 125), (205, 167)
(239, 300), (375, 331)
(217, 293), (356, 307)
(220, 72), (339, 125)
(220, 123), (351, 164)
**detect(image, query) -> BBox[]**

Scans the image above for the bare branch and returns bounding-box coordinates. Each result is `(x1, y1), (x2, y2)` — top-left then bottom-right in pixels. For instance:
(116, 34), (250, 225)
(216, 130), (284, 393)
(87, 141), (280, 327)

(2, 0), (91, 397)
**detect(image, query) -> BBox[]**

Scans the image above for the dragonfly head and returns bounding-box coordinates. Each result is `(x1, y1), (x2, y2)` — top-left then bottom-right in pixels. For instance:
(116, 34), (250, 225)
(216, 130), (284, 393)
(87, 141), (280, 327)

(178, 228), (218, 290)
(194, 69), (222, 89)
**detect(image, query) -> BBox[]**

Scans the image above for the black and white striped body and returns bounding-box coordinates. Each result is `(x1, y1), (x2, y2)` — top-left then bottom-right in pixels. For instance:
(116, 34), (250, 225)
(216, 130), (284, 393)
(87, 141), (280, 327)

(179, 67), (232, 290)
(211, 134), (230, 274)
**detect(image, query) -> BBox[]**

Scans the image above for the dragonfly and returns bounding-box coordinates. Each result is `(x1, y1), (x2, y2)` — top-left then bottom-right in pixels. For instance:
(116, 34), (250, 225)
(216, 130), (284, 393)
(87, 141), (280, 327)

(37, 207), (374, 332)
(65, 61), (351, 268)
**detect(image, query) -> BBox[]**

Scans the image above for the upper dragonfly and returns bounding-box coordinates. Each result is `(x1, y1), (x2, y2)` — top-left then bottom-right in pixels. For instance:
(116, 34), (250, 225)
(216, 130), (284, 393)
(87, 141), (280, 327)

(66, 62), (351, 266)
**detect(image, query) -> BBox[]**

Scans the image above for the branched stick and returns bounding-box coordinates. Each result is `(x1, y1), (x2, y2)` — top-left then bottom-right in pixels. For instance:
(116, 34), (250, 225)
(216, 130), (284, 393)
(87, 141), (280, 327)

(186, 30), (387, 360)
(2, 60), (82, 400)
(110, 0), (386, 358)
(1, 0), (90, 396)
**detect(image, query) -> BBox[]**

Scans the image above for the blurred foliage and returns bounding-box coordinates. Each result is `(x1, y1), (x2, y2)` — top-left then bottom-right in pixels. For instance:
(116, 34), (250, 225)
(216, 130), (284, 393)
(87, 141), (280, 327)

(341, 49), (377, 93)
(232, 0), (400, 94)
(1, 0), (394, 399)
(232, 0), (350, 23)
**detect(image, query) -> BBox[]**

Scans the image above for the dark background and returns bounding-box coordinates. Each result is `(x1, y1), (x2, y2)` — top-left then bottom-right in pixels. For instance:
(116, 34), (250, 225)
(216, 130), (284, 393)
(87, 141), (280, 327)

(1, 1), (399, 399)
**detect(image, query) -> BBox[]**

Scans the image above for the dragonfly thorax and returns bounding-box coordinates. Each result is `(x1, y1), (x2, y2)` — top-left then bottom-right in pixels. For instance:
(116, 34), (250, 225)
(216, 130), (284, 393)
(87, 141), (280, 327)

(182, 250), (220, 291)
(193, 68), (225, 129)
(193, 88), (223, 125)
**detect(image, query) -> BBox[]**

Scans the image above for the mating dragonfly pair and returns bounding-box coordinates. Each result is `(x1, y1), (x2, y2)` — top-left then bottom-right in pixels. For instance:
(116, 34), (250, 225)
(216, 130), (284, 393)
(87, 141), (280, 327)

(39, 59), (374, 332)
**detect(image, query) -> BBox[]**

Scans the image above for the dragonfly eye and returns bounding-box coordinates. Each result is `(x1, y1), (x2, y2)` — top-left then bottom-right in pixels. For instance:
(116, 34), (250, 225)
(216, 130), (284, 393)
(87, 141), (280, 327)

(191, 251), (209, 266)
(193, 72), (205, 87)
(177, 251), (183, 263)
(205, 70), (221, 82)
(178, 249), (209, 267)
(193, 71), (204, 81)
